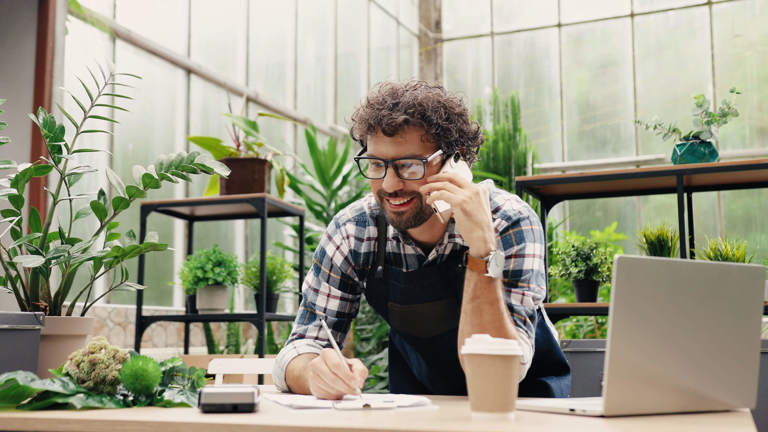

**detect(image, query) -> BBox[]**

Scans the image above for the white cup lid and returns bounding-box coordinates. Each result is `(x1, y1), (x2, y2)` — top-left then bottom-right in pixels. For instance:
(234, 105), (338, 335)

(460, 334), (522, 356)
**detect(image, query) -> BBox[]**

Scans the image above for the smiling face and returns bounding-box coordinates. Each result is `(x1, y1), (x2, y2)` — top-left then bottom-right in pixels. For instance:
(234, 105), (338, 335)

(366, 127), (443, 232)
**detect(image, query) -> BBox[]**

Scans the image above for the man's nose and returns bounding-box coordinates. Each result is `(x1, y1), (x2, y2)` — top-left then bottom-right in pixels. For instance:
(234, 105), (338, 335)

(381, 165), (404, 192)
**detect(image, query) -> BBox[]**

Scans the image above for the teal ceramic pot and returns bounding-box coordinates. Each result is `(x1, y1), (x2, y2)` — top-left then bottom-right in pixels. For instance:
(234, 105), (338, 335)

(671, 140), (719, 165)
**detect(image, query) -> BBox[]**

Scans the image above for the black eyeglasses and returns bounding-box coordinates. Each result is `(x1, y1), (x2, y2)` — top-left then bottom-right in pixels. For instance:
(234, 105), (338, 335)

(354, 149), (444, 180)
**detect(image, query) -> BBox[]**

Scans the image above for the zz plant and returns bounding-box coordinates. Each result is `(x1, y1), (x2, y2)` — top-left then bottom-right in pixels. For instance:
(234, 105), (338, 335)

(0, 66), (228, 316)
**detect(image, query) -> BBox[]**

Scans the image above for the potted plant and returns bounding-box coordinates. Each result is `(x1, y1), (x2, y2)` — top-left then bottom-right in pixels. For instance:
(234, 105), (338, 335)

(241, 251), (294, 313)
(0, 67), (226, 377)
(179, 245), (240, 314)
(549, 235), (613, 303)
(635, 87), (740, 165)
(695, 236), (753, 263)
(187, 97), (292, 197)
(638, 224), (679, 258)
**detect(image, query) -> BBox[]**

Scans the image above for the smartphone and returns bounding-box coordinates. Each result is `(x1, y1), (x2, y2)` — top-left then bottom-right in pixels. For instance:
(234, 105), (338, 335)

(431, 152), (473, 223)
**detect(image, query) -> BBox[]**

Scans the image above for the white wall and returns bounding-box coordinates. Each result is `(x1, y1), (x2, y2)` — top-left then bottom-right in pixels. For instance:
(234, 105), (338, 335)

(0, 0), (39, 311)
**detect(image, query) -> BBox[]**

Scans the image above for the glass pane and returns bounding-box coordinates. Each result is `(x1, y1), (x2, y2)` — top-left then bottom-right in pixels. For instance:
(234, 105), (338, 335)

(399, 28), (418, 80)
(721, 190), (768, 265)
(562, 18), (634, 161)
(442, 0), (491, 38)
(566, 197), (639, 255)
(376, 0), (398, 15)
(249, 0), (295, 104)
(297, 0), (334, 125)
(115, 0), (188, 55)
(713, 0), (768, 151)
(442, 37), (493, 112)
(337, 0), (367, 126)
(370, 5), (398, 85)
(560, 0), (630, 24)
(634, 7), (712, 156)
(494, 28), (561, 163)
(633, 0), (706, 13)
(109, 42), (188, 306)
(190, 0), (247, 84)
(492, 0), (557, 32)
(399, 0), (419, 33)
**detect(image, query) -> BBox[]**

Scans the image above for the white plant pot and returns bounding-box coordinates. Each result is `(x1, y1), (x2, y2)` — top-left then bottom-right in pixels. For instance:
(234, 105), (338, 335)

(38, 316), (96, 378)
(197, 285), (230, 314)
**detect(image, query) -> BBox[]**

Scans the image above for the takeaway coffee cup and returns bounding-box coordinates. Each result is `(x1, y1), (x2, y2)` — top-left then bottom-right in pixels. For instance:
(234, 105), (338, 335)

(461, 334), (522, 417)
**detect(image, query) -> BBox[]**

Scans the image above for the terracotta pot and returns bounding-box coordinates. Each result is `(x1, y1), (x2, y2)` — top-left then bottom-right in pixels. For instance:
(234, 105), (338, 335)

(197, 285), (230, 314)
(572, 279), (600, 303)
(38, 316), (96, 378)
(219, 157), (271, 195)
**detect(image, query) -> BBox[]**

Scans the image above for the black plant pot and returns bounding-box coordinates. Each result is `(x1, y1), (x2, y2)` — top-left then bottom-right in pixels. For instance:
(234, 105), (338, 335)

(573, 279), (600, 303)
(254, 292), (280, 313)
(186, 294), (198, 314)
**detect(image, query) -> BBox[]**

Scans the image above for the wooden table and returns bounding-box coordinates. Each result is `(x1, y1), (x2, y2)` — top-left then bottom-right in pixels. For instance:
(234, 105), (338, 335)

(0, 393), (756, 432)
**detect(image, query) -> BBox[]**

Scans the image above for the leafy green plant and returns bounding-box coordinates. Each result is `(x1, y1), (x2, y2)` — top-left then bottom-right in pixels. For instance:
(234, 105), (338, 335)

(549, 235), (613, 283)
(187, 97), (292, 197)
(638, 224), (679, 258)
(0, 356), (207, 409)
(472, 89), (537, 194)
(0, 67), (227, 316)
(119, 355), (162, 397)
(241, 251), (295, 295)
(696, 236), (753, 263)
(178, 245), (240, 295)
(636, 87), (741, 143)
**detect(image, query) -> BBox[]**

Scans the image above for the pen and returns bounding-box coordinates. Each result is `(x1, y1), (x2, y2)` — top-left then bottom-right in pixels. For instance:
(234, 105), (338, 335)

(320, 318), (363, 397)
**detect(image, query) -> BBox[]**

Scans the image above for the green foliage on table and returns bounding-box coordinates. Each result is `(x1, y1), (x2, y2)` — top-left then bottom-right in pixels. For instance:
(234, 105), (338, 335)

(635, 87), (741, 143)
(0, 67), (227, 316)
(548, 222), (626, 340)
(549, 235), (614, 284)
(63, 336), (128, 394)
(178, 245), (240, 295)
(472, 90), (537, 195)
(0, 356), (207, 410)
(638, 224), (679, 258)
(241, 251), (295, 295)
(119, 355), (162, 397)
(187, 100), (293, 197)
(696, 236), (753, 263)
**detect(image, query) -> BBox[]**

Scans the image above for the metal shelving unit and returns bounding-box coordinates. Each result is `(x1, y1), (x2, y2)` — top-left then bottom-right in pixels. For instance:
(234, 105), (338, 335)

(133, 193), (305, 362)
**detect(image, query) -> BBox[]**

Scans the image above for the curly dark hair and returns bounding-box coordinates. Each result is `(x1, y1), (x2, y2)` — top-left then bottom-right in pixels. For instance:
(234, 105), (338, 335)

(349, 80), (484, 166)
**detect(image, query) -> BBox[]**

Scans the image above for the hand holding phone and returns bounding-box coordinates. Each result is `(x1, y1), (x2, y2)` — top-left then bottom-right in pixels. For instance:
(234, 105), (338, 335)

(431, 152), (473, 223)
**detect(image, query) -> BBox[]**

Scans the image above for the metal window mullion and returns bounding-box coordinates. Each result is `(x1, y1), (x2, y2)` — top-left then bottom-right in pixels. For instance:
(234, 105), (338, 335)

(707, 0), (726, 239)
(489, 0), (496, 89)
(371, 0), (418, 38)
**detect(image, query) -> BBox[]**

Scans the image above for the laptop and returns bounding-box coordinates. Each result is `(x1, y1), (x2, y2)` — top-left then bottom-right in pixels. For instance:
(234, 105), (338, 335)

(517, 255), (765, 417)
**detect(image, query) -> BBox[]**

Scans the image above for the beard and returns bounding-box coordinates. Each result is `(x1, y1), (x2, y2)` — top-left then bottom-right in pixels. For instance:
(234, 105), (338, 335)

(376, 190), (434, 231)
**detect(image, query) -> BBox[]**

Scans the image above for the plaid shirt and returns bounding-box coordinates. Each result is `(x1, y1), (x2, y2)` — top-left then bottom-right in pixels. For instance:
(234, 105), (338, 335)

(273, 180), (547, 391)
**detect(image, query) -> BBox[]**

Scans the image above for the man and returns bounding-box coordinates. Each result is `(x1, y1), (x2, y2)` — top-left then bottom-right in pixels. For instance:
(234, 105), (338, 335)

(273, 80), (570, 399)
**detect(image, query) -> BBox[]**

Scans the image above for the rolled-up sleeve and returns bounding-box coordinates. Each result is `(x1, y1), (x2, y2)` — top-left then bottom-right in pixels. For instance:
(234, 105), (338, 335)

(272, 218), (364, 392)
(497, 203), (547, 381)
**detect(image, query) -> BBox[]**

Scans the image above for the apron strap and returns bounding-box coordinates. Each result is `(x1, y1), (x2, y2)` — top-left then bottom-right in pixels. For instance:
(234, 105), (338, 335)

(374, 213), (387, 279)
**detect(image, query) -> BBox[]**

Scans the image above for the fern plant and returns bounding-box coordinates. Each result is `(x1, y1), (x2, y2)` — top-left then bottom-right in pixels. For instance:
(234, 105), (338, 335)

(638, 224), (679, 258)
(0, 65), (228, 316)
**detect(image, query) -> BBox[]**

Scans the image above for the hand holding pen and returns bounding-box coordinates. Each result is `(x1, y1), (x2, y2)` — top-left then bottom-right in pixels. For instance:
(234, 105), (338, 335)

(306, 318), (368, 400)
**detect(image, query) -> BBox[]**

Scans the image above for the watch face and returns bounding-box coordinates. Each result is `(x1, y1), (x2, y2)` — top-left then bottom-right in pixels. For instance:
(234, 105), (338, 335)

(488, 250), (505, 277)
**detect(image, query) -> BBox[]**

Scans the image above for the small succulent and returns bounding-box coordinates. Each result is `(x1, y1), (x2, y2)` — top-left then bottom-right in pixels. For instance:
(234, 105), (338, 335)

(63, 336), (129, 394)
(120, 354), (162, 397)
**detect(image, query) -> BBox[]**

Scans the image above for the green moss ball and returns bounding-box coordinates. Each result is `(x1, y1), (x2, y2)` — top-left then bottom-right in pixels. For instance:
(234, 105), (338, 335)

(119, 355), (162, 396)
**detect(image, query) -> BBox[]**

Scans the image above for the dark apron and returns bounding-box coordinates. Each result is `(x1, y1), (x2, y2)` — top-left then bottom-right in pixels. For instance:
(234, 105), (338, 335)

(363, 213), (571, 397)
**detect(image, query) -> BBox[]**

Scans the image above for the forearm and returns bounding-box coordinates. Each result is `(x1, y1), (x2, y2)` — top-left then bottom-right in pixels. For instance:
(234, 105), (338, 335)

(284, 353), (320, 394)
(457, 269), (519, 369)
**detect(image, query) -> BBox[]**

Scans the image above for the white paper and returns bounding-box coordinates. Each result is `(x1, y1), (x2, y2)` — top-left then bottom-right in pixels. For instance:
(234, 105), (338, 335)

(264, 393), (431, 410)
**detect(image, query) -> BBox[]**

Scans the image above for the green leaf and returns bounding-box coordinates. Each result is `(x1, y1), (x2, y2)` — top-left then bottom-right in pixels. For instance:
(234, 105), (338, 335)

(114, 72), (143, 79)
(103, 93), (133, 100)
(105, 166), (126, 197)
(73, 207), (91, 222)
(125, 185), (146, 199)
(93, 103), (128, 112)
(8, 194), (24, 210)
(69, 91), (87, 114)
(87, 114), (119, 124)
(90, 200), (107, 222)
(0, 208), (19, 219)
(56, 103), (79, 129)
(111, 196), (130, 212)
(12, 255), (46, 268)
(79, 129), (112, 135)
(170, 170), (191, 182)
(70, 148), (103, 154)
(105, 232), (121, 242)
(10, 232), (42, 249)
(141, 172), (161, 189)
(187, 136), (234, 160)
(0, 136), (9, 145)
(97, 188), (108, 207)
(31, 164), (54, 177)
(107, 221), (120, 231)
(77, 77), (94, 102)
(224, 113), (260, 136)
(29, 207), (42, 233)
(203, 174), (220, 196)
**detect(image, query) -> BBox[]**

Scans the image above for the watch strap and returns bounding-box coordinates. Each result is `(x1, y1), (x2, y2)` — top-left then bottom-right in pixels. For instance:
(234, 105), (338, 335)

(464, 252), (489, 275)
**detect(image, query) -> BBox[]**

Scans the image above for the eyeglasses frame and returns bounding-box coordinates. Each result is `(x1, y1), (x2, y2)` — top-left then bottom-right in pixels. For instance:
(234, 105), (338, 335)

(353, 148), (445, 180)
